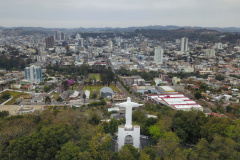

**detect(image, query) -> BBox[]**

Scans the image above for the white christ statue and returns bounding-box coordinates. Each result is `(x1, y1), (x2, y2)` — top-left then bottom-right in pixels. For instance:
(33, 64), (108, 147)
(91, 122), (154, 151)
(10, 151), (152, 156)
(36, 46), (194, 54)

(116, 97), (143, 129)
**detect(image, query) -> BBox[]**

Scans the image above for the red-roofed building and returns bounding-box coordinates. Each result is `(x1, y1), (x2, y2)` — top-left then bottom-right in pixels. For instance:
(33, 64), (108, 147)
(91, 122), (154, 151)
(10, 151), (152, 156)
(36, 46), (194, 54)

(94, 62), (106, 66)
(207, 112), (224, 118)
(147, 94), (203, 111)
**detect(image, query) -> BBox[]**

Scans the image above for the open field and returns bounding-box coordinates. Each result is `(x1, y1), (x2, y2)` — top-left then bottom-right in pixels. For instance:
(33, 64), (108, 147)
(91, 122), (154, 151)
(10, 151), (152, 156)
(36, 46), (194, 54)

(83, 85), (120, 99)
(89, 73), (100, 81)
(0, 91), (30, 105)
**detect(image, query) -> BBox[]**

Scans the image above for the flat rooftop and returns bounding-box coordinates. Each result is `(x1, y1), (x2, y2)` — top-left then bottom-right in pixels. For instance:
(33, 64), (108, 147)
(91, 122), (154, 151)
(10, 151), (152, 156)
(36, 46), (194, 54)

(160, 86), (175, 92)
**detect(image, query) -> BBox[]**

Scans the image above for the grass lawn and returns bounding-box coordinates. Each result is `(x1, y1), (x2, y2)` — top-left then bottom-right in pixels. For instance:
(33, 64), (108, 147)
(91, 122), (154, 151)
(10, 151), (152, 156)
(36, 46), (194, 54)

(1, 91), (30, 105)
(51, 92), (59, 100)
(69, 84), (79, 91)
(83, 85), (120, 99)
(89, 73), (100, 81)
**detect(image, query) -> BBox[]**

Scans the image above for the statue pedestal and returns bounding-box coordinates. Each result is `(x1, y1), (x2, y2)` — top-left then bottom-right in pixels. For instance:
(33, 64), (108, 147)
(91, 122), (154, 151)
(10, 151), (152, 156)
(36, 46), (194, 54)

(117, 125), (140, 151)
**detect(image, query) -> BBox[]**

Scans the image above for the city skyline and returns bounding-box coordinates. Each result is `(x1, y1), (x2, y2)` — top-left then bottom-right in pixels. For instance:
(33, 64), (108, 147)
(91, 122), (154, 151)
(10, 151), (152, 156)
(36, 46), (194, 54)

(0, 0), (240, 28)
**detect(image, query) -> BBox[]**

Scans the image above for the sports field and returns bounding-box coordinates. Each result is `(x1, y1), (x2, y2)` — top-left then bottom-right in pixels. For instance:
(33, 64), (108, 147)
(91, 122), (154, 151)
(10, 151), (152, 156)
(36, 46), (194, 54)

(89, 73), (100, 81)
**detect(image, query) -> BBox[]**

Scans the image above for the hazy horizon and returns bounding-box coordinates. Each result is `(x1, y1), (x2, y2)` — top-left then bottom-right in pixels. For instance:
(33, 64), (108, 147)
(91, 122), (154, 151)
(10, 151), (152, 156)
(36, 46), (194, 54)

(1, 24), (240, 29)
(1, 0), (240, 28)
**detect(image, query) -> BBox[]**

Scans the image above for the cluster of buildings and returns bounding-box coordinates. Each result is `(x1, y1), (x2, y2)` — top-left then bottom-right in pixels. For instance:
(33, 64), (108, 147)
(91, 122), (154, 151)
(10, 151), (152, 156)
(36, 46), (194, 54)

(0, 29), (240, 112)
(1, 29), (240, 153)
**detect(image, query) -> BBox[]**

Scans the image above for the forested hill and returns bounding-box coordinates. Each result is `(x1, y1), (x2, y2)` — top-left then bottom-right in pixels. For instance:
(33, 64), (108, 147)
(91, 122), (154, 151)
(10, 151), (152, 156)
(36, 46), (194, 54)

(2, 26), (240, 44)
(0, 104), (240, 160)
(135, 29), (240, 43)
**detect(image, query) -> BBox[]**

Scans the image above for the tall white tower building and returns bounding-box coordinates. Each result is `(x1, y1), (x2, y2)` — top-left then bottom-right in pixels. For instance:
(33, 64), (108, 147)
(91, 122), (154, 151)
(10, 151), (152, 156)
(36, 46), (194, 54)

(181, 37), (188, 52)
(108, 40), (113, 50)
(24, 65), (42, 82)
(154, 46), (164, 64)
(116, 97), (143, 151)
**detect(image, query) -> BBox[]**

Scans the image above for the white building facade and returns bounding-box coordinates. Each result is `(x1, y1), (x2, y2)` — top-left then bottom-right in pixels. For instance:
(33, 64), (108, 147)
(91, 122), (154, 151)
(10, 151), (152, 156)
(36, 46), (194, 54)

(108, 40), (113, 50)
(181, 37), (188, 52)
(154, 46), (163, 64)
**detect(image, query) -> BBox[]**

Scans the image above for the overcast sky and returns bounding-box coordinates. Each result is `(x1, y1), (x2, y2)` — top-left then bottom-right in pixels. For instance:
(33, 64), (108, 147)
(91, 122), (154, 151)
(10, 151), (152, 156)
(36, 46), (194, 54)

(0, 0), (239, 28)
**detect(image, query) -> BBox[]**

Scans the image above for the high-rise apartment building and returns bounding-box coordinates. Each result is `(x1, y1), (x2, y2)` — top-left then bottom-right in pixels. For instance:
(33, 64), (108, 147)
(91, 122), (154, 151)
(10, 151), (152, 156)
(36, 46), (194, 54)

(154, 46), (163, 64)
(181, 37), (188, 52)
(45, 36), (54, 48)
(61, 32), (65, 41)
(25, 65), (42, 82)
(108, 40), (113, 50)
(78, 38), (84, 47)
(54, 30), (59, 40)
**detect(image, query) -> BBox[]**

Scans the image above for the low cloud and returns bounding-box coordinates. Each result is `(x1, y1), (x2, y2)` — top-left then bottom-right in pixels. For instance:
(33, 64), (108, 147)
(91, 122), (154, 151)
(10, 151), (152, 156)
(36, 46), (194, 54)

(0, 0), (239, 28)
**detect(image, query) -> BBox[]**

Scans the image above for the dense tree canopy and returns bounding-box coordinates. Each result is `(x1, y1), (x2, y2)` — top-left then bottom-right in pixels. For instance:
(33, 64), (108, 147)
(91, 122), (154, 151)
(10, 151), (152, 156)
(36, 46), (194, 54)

(0, 55), (31, 71)
(172, 110), (208, 144)
(0, 103), (239, 160)
(100, 68), (115, 86)
(194, 92), (202, 99)
(116, 67), (159, 81)
(6, 124), (74, 160)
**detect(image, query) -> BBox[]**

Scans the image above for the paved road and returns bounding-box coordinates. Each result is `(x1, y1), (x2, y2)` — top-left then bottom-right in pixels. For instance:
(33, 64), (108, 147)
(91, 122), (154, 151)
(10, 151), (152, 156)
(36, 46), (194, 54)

(116, 82), (131, 98)
(105, 57), (141, 102)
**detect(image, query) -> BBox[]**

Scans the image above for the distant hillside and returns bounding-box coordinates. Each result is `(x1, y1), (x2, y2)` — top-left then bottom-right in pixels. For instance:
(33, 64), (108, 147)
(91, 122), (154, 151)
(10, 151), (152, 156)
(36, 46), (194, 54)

(2, 26), (240, 43)
(1, 25), (240, 33)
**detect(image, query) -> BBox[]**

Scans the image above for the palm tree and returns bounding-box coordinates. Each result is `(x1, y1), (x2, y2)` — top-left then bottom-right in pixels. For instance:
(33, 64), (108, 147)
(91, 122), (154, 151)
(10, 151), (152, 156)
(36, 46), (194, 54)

(82, 93), (86, 102)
